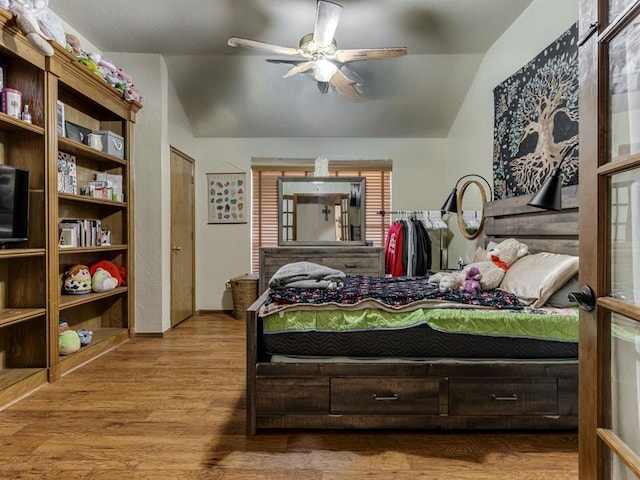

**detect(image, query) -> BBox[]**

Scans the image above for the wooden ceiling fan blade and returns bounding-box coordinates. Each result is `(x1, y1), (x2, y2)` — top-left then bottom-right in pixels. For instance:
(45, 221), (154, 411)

(339, 65), (363, 85)
(313, 1), (342, 48)
(228, 37), (301, 56)
(330, 69), (365, 101)
(334, 47), (408, 63)
(283, 61), (316, 78)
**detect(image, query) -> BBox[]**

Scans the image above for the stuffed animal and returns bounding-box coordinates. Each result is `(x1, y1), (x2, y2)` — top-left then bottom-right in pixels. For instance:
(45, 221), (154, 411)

(63, 264), (92, 294)
(89, 260), (125, 286)
(0, 0), (65, 56)
(77, 328), (93, 346)
(59, 329), (80, 355)
(64, 32), (81, 56)
(91, 267), (118, 292)
(463, 266), (482, 294)
(428, 271), (463, 292)
(460, 238), (529, 290)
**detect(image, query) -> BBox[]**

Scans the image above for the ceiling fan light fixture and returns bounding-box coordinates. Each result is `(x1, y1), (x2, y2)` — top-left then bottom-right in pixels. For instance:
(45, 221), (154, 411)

(314, 59), (338, 82)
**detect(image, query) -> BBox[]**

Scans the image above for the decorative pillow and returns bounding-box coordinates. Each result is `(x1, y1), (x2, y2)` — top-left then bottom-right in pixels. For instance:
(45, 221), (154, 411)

(500, 252), (579, 308)
(546, 274), (579, 308)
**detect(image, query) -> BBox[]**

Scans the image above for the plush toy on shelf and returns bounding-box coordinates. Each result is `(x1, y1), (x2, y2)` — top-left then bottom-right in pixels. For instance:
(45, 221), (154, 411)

(0, 0), (65, 56)
(91, 267), (118, 293)
(58, 326), (80, 355)
(63, 264), (92, 295)
(89, 260), (125, 286)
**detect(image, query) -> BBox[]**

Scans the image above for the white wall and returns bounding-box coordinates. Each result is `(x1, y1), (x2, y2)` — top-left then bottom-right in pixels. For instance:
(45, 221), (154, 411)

(183, 137), (448, 311)
(445, 0), (578, 266)
(104, 52), (172, 334)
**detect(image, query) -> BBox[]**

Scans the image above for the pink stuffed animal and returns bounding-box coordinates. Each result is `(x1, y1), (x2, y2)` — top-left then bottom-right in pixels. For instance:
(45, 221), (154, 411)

(463, 266), (482, 294)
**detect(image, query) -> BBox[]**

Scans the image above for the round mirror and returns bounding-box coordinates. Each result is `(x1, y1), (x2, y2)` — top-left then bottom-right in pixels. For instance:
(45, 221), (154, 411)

(456, 180), (487, 240)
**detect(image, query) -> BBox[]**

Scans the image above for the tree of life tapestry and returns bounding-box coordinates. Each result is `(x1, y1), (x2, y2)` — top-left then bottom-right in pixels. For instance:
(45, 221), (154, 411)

(493, 23), (578, 200)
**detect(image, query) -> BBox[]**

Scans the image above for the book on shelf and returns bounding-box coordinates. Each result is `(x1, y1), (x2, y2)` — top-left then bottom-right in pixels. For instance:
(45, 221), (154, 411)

(57, 151), (77, 194)
(58, 218), (104, 248)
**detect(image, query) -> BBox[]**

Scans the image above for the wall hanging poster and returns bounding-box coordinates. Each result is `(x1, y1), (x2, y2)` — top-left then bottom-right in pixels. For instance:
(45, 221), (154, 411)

(493, 23), (579, 199)
(207, 172), (246, 224)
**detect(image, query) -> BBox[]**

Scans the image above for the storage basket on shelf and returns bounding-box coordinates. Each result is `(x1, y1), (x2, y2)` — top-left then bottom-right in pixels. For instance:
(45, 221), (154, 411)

(230, 274), (259, 320)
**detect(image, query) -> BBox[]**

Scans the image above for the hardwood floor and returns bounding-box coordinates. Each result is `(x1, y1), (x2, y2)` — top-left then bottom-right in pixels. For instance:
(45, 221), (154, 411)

(0, 314), (578, 479)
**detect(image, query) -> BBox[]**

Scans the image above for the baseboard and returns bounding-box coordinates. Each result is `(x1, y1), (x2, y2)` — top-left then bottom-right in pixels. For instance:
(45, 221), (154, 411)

(134, 332), (165, 338)
(196, 309), (233, 316)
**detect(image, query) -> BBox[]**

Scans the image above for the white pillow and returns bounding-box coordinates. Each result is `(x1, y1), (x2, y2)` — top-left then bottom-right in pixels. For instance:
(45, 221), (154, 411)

(500, 252), (579, 308)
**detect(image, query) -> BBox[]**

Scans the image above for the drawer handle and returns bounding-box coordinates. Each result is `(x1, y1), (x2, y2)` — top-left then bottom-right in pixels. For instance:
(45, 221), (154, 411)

(344, 263), (357, 268)
(372, 393), (398, 401)
(491, 393), (518, 401)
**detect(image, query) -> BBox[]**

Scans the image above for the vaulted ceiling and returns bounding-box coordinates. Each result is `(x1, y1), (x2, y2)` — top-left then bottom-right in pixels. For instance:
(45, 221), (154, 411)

(51, 0), (533, 138)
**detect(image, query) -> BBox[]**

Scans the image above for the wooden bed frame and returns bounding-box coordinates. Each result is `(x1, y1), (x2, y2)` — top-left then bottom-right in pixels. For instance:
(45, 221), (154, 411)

(246, 185), (579, 434)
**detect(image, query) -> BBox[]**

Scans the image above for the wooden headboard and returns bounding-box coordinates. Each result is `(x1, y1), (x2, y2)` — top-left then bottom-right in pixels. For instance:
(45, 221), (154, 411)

(484, 184), (578, 256)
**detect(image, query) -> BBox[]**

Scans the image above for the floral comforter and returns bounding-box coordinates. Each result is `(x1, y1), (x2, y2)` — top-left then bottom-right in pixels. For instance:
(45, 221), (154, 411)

(259, 275), (522, 317)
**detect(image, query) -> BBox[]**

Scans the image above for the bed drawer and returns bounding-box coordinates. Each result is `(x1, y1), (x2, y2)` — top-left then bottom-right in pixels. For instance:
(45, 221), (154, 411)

(448, 378), (558, 416)
(256, 377), (330, 413)
(331, 377), (440, 414)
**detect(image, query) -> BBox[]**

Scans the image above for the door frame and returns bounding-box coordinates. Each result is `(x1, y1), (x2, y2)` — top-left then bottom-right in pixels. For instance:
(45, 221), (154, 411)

(579, 0), (640, 478)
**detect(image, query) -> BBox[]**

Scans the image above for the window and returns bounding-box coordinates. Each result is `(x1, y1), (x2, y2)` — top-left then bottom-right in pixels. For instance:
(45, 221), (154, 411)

(251, 160), (392, 273)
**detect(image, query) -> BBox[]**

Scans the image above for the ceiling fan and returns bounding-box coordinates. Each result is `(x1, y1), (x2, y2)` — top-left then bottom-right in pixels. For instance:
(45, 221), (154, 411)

(227, 0), (408, 100)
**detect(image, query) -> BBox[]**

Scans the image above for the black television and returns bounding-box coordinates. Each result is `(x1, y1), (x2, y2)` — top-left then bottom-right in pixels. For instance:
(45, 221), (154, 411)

(0, 165), (29, 245)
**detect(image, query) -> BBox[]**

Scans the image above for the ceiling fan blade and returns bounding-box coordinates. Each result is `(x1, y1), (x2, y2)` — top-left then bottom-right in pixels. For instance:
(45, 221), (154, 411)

(339, 65), (363, 85)
(283, 60), (316, 78)
(228, 37), (301, 56)
(313, 1), (342, 48)
(330, 69), (365, 101)
(334, 47), (408, 63)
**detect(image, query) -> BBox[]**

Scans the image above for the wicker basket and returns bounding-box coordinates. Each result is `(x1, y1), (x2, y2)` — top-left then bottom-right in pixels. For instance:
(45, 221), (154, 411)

(230, 274), (259, 320)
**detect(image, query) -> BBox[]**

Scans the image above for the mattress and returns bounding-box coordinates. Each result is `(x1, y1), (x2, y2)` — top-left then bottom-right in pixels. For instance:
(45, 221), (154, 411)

(262, 321), (578, 359)
(261, 307), (579, 359)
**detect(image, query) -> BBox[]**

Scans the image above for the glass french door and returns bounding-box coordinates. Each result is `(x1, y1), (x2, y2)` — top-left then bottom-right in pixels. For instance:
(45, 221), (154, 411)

(580, 0), (640, 478)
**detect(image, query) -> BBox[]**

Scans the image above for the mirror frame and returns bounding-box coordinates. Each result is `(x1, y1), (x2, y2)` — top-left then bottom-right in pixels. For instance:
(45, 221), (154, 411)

(456, 179), (488, 240)
(277, 176), (366, 246)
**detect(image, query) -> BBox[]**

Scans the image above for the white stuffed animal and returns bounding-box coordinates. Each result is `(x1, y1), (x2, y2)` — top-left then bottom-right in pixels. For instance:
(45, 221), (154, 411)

(461, 238), (529, 290)
(0, 0), (65, 56)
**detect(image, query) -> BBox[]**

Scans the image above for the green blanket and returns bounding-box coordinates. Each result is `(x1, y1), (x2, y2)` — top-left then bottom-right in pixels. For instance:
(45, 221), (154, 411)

(263, 307), (579, 342)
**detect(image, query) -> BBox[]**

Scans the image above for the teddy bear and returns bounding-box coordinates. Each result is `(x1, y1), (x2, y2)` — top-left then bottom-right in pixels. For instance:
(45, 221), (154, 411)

(460, 237), (529, 290)
(463, 266), (482, 294)
(0, 0), (65, 57)
(428, 238), (528, 292)
(63, 264), (92, 294)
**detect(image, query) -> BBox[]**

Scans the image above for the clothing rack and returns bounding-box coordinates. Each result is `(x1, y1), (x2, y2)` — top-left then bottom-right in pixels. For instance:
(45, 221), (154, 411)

(376, 210), (447, 228)
(377, 210), (450, 270)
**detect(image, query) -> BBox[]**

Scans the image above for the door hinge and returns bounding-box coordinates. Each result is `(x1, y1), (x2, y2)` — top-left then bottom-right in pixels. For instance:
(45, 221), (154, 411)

(578, 22), (598, 47)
